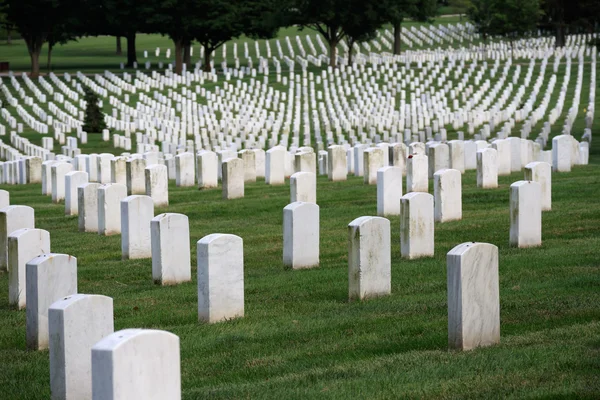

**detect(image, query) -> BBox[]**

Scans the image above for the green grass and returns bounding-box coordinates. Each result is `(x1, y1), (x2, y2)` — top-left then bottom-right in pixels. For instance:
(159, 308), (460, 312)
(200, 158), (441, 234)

(0, 142), (599, 398)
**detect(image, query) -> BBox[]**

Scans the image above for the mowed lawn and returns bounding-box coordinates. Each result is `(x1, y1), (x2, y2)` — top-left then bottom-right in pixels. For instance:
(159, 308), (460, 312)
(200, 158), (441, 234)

(0, 140), (597, 398)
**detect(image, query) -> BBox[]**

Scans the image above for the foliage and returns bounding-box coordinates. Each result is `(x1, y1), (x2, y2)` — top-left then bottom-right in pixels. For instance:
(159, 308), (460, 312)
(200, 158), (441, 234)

(468, 0), (541, 43)
(82, 86), (106, 133)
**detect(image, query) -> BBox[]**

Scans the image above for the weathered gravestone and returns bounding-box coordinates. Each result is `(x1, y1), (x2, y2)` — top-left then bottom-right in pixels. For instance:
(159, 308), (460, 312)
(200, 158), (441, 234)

(92, 329), (181, 400)
(121, 195), (154, 260)
(348, 216), (391, 300)
(197, 234), (244, 323)
(49, 294), (114, 400)
(447, 242), (500, 351)
(151, 213), (191, 285)
(283, 202), (319, 269)
(26, 253), (78, 350)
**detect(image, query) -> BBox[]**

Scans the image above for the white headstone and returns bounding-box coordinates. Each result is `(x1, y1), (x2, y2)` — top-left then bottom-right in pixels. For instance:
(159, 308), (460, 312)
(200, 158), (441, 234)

(65, 171), (88, 216)
(524, 162), (551, 211)
(197, 234), (244, 323)
(151, 213), (191, 285)
(26, 253), (78, 350)
(0, 205), (35, 271)
(476, 148), (498, 189)
(175, 152), (195, 187)
(51, 162), (74, 203)
(509, 180), (542, 248)
(434, 169), (462, 223)
(348, 216), (391, 300)
(327, 145), (347, 181)
(126, 158), (147, 195)
(377, 166), (403, 216)
(266, 147), (285, 185)
(49, 294), (114, 400)
(283, 202), (319, 269)
(145, 165), (169, 207)
(8, 228), (50, 309)
(91, 329), (181, 400)
(197, 151), (218, 189)
(552, 134), (571, 172)
(406, 154), (428, 193)
(98, 183), (128, 236)
(447, 242), (500, 351)
(121, 195), (154, 259)
(290, 172), (316, 203)
(78, 183), (101, 233)
(400, 192), (434, 259)
(222, 158), (244, 199)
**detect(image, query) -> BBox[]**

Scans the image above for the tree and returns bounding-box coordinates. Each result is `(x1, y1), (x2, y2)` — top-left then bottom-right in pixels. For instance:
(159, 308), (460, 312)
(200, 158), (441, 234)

(190, 0), (280, 73)
(383, 0), (438, 55)
(0, 9), (15, 44)
(541, 0), (600, 47)
(82, 86), (107, 133)
(467, 0), (499, 43)
(293, 0), (350, 67)
(0, 0), (81, 77)
(342, 0), (386, 64)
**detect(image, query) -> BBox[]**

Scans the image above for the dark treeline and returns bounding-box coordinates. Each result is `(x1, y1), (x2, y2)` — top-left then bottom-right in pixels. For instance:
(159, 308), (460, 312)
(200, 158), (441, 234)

(0, 0), (598, 78)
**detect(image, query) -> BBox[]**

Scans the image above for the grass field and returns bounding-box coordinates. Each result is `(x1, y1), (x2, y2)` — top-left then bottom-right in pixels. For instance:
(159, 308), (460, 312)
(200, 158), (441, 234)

(0, 16), (599, 399)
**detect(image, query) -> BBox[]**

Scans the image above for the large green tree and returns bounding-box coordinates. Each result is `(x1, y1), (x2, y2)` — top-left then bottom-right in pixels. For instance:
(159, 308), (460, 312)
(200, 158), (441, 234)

(384, 0), (438, 55)
(342, 0), (387, 64)
(0, 0), (82, 77)
(541, 0), (600, 47)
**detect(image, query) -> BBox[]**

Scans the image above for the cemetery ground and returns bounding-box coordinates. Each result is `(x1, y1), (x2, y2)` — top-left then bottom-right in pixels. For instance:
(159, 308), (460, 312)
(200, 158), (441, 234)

(0, 143), (598, 397)
(0, 17), (599, 399)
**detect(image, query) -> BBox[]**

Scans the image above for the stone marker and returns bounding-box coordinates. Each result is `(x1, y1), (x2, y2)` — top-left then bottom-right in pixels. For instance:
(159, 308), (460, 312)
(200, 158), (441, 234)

(42, 160), (58, 195)
(98, 183), (128, 236)
(222, 158), (244, 199)
(49, 294), (114, 400)
(51, 162), (74, 203)
(175, 152), (195, 187)
(0, 189), (8, 209)
(121, 195), (154, 260)
(238, 150), (257, 183)
(428, 143), (450, 179)
(65, 171), (88, 216)
(97, 154), (114, 184)
(552, 134), (571, 172)
(327, 145), (347, 181)
(25, 157), (42, 183)
(406, 154), (428, 193)
(507, 137), (522, 172)
(86, 154), (99, 182)
(110, 157), (127, 186)
(476, 148), (498, 189)
(283, 202), (319, 269)
(151, 213), (191, 285)
(447, 140), (465, 174)
(8, 228), (50, 309)
(434, 169), (462, 222)
(197, 234), (244, 323)
(26, 253), (78, 350)
(491, 139), (511, 176)
(78, 183), (101, 233)
(363, 148), (385, 185)
(400, 192), (434, 259)
(266, 146), (285, 185)
(524, 162), (551, 211)
(295, 151), (317, 175)
(126, 158), (147, 195)
(447, 242), (500, 351)
(145, 165), (169, 207)
(510, 180), (542, 248)
(252, 149), (266, 178)
(197, 150), (218, 189)
(290, 172), (316, 203)
(391, 143), (407, 175)
(91, 329), (181, 400)
(377, 166), (403, 216)
(0, 205), (35, 271)
(348, 216), (391, 300)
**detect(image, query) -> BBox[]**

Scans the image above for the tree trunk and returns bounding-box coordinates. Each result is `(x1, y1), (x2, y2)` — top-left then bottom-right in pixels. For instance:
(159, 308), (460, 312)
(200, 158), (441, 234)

(183, 42), (191, 68)
(329, 38), (338, 67)
(393, 21), (402, 55)
(25, 35), (44, 78)
(47, 42), (53, 71)
(6, 26), (11, 45)
(174, 38), (183, 75)
(203, 46), (212, 72)
(555, 24), (566, 47)
(116, 36), (122, 55)
(347, 39), (354, 65)
(126, 32), (137, 68)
